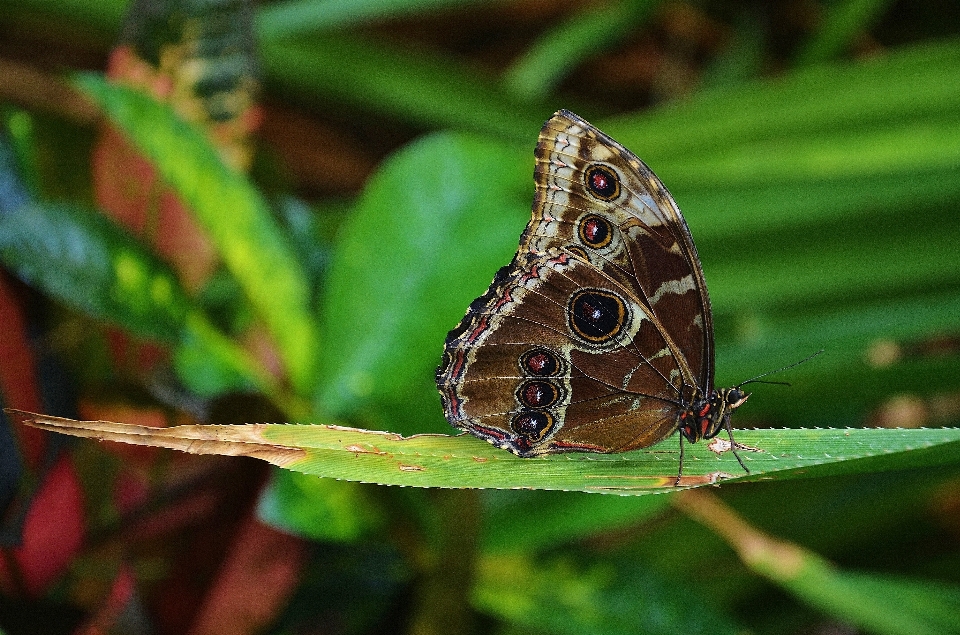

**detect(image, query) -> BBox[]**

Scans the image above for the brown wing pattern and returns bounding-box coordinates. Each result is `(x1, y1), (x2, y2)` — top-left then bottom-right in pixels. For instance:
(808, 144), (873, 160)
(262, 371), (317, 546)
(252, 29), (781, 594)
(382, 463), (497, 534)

(436, 250), (680, 455)
(436, 110), (715, 457)
(522, 110), (714, 391)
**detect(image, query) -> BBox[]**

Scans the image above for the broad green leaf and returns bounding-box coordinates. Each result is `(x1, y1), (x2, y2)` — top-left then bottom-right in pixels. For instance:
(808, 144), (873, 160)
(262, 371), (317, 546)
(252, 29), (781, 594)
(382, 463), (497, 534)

(0, 201), (189, 342)
(74, 74), (319, 394)
(17, 412), (960, 495)
(312, 131), (529, 435)
(0, 199), (287, 403)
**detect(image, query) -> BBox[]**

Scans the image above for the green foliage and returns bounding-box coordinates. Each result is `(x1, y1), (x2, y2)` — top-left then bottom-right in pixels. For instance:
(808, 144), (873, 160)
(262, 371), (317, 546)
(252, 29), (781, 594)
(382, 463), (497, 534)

(2, 2), (960, 634)
(75, 74), (319, 395)
(0, 199), (189, 342)
(267, 425), (960, 492)
(502, 0), (661, 102)
(475, 554), (741, 635)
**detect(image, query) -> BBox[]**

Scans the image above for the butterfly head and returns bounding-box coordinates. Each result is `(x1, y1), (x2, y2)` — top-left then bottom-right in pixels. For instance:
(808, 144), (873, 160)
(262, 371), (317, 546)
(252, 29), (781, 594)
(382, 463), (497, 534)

(679, 388), (750, 443)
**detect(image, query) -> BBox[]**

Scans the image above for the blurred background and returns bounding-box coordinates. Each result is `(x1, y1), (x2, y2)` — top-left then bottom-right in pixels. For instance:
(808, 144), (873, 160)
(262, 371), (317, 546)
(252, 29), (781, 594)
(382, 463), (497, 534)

(1, 0), (960, 634)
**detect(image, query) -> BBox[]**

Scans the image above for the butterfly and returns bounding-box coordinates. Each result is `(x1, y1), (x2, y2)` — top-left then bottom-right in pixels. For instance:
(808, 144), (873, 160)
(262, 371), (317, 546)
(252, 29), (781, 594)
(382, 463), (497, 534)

(436, 109), (751, 484)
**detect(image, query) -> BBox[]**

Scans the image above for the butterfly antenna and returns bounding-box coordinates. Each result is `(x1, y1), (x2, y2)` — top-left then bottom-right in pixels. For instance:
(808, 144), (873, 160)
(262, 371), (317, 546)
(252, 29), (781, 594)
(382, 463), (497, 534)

(737, 349), (824, 388)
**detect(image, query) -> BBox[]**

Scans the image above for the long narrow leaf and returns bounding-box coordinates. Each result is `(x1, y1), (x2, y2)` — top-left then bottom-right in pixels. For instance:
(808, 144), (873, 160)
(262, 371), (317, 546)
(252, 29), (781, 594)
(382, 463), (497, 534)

(258, 34), (548, 141)
(678, 490), (960, 635)
(258, 0), (501, 37)
(502, 0), (660, 102)
(14, 411), (960, 495)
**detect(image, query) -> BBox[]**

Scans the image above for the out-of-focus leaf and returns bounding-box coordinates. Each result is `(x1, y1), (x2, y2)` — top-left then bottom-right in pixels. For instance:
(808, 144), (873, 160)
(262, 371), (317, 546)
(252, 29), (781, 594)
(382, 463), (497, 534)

(481, 490), (671, 554)
(16, 413), (960, 495)
(74, 74), (319, 394)
(474, 554), (741, 635)
(257, 471), (384, 542)
(712, 288), (960, 428)
(312, 131), (529, 435)
(603, 39), (960, 166)
(678, 489), (960, 635)
(258, 34), (548, 141)
(502, 0), (660, 102)
(700, 11), (765, 88)
(1, 110), (40, 204)
(173, 322), (255, 397)
(273, 195), (333, 301)
(0, 198), (284, 402)
(257, 0), (501, 37)
(795, 0), (896, 66)
(0, 200), (189, 341)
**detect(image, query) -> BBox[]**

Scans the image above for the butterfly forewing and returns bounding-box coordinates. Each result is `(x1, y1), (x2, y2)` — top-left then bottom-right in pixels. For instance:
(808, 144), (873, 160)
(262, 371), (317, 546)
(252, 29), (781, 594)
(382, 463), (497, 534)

(524, 111), (714, 391)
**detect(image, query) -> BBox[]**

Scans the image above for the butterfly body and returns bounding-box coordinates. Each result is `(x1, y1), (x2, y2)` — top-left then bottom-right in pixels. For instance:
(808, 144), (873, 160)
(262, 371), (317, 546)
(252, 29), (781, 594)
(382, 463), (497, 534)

(436, 110), (748, 480)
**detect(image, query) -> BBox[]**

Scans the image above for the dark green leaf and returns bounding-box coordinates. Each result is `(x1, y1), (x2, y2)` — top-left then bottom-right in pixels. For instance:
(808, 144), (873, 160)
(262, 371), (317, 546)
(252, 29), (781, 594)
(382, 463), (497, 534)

(258, 34), (547, 141)
(0, 200), (189, 341)
(502, 0), (660, 102)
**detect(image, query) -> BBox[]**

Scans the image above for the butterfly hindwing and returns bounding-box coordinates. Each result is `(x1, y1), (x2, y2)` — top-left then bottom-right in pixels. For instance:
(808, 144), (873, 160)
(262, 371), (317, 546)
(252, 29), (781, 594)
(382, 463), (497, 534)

(437, 246), (684, 455)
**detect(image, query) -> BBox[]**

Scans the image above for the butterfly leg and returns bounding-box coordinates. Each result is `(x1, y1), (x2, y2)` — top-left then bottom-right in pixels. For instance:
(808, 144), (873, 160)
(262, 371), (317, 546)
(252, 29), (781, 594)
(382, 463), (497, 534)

(725, 416), (749, 474)
(675, 434), (685, 486)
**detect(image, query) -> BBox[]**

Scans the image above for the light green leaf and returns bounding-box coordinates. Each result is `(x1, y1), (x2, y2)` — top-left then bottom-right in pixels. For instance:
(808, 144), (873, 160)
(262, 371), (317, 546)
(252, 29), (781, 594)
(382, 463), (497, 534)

(17, 413), (960, 495)
(73, 74), (319, 394)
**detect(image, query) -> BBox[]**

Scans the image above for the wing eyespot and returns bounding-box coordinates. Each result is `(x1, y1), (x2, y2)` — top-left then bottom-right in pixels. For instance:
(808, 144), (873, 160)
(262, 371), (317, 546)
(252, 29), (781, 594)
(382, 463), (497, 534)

(584, 164), (621, 201)
(577, 214), (614, 249)
(568, 289), (627, 344)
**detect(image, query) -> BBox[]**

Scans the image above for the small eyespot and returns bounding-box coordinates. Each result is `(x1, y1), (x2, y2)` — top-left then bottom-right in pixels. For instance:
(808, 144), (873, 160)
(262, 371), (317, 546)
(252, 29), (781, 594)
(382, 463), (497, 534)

(577, 214), (613, 248)
(516, 380), (561, 409)
(511, 411), (555, 441)
(520, 348), (563, 377)
(584, 165), (620, 201)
